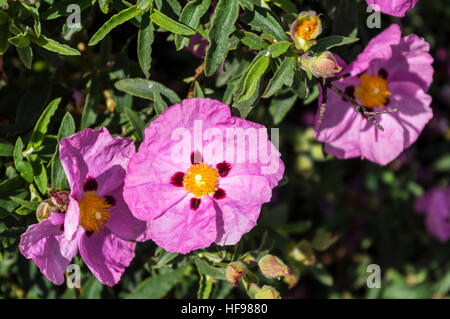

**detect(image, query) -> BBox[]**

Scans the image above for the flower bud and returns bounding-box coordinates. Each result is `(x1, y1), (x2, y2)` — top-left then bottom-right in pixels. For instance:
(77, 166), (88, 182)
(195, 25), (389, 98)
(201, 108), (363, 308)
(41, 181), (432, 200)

(36, 199), (57, 222)
(290, 11), (322, 52)
(226, 261), (248, 287)
(300, 52), (342, 79)
(254, 285), (281, 299)
(258, 254), (291, 279)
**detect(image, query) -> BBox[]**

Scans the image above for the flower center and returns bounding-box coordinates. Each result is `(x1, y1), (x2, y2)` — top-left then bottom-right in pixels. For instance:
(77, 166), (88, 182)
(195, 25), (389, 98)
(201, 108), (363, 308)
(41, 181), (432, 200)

(296, 20), (319, 40)
(183, 163), (219, 198)
(78, 192), (111, 232)
(355, 73), (391, 108)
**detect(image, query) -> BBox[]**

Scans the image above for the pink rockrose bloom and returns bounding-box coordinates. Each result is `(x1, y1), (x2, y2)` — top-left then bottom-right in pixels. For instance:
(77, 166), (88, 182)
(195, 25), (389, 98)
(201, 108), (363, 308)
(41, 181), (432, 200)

(415, 187), (450, 242)
(366, 0), (418, 17)
(123, 98), (284, 254)
(19, 127), (149, 286)
(315, 24), (433, 165)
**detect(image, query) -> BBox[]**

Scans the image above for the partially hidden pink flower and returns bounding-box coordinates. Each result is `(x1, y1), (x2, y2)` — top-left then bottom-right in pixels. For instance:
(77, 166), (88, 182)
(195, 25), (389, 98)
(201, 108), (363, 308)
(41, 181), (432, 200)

(315, 24), (433, 165)
(19, 127), (149, 286)
(366, 0), (418, 17)
(415, 187), (450, 242)
(123, 98), (284, 254)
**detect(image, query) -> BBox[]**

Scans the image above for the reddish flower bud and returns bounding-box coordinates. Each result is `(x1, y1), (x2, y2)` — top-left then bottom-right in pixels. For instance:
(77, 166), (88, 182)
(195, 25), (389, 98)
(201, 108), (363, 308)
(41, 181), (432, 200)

(258, 254), (291, 279)
(226, 261), (248, 287)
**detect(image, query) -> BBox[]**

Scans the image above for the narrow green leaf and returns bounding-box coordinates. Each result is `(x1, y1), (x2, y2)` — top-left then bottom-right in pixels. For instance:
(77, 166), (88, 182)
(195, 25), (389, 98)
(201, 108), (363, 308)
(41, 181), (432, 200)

(137, 0), (152, 10)
(263, 55), (296, 98)
(239, 0), (253, 10)
(98, 0), (111, 14)
(154, 250), (179, 268)
(269, 92), (297, 124)
(194, 257), (227, 280)
(89, 6), (143, 46)
(193, 81), (204, 98)
(268, 41), (291, 58)
(150, 9), (195, 36)
(43, 0), (92, 20)
(269, 0), (298, 15)
(153, 91), (168, 115)
(30, 155), (48, 195)
(115, 78), (181, 104)
(137, 11), (154, 79)
(80, 277), (103, 299)
(236, 30), (268, 50)
(28, 98), (61, 150)
(204, 0), (239, 76)
(175, 0), (210, 50)
(13, 138), (33, 183)
(124, 106), (145, 142)
(0, 139), (14, 157)
(241, 7), (288, 41)
(33, 35), (81, 56)
(310, 35), (359, 53)
(198, 275), (213, 299)
(81, 75), (99, 130)
(0, 24), (10, 54)
(126, 265), (188, 299)
(9, 197), (39, 210)
(17, 46), (33, 69)
(8, 34), (30, 48)
(237, 54), (270, 103)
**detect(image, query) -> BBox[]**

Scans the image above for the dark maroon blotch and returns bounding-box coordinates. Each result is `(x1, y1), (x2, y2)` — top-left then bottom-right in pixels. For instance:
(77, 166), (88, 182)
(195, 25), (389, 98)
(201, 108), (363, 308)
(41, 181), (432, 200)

(86, 231), (93, 237)
(83, 177), (98, 192)
(383, 97), (390, 106)
(343, 86), (355, 101)
(216, 161), (231, 177)
(171, 172), (185, 187)
(191, 151), (203, 164)
(60, 225), (64, 232)
(378, 68), (388, 79)
(190, 198), (201, 210)
(213, 188), (226, 200)
(104, 195), (116, 206)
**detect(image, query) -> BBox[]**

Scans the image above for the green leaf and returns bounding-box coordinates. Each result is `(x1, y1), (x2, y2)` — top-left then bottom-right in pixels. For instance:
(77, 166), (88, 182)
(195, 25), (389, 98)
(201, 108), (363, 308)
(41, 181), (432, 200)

(241, 7), (288, 41)
(0, 139), (14, 157)
(124, 106), (145, 142)
(137, 0), (152, 10)
(8, 33), (30, 48)
(236, 30), (268, 50)
(43, 0), (92, 20)
(27, 98), (61, 151)
(51, 113), (76, 190)
(198, 275), (213, 299)
(89, 6), (143, 46)
(80, 277), (103, 299)
(269, 92), (297, 125)
(30, 155), (48, 195)
(193, 81), (204, 98)
(310, 35), (359, 53)
(194, 257), (226, 280)
(0, 24), (10, 54)
(269, 0), (297, 14)
(154, 250), (179, 268)
(433, 154), (450, 172)
(98, 0), (111, 14)
(204, 0), (239, 76)
(268, 41), (291, 58)
(16, 46), (33, 69)
(81, 75), (99, 130)
(13, 138), (33, 183)
(263, 55), (296, 98)
(126, 265), (188, 298)
(175, 0), (210, 50)
(237, 54), (270, 103)
(9, 197), (39, 210)
(21, 1), (41, 37)
(312, 229), (339, 251)
(115, 78), (181, 104)
(137, 12), (154, 79)
(150, 9), (195, 35)
(153, 91), (168, 115)
(33, 35), (81, 56)
(239, 0), (253, 10)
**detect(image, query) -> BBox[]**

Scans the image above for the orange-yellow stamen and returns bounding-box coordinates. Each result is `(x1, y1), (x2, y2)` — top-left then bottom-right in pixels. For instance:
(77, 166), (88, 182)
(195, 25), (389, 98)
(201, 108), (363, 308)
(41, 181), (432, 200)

(355, 73), (391, 108)
(78, 192), (111, 232)
(296, 20), (319, 40)
(183, 163), (219, 198)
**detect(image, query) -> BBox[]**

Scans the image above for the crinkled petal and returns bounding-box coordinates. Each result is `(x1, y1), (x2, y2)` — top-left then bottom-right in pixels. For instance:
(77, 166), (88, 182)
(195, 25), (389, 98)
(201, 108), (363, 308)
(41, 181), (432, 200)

(64, 196), (80, 240)
(366, 0), (418, 17)
(149, 196), (217, 254)
(19, 213), (80, 285)
(78, 229), (136, 287)
(214, 175), (272, 246)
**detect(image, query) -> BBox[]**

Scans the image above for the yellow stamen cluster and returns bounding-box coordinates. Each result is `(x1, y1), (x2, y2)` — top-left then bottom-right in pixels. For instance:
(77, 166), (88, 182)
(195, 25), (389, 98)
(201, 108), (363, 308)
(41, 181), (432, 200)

(296, 20), (319, 40)
(183, 163), (219, 198)
(78, 192), (111, 232)
(355, 73), (391, 108)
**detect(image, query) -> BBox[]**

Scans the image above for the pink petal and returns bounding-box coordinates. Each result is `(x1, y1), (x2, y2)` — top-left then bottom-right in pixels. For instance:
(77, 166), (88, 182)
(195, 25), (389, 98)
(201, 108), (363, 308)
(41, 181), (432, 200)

(366, 0), (418, 17)
(64, 196), (80, 240)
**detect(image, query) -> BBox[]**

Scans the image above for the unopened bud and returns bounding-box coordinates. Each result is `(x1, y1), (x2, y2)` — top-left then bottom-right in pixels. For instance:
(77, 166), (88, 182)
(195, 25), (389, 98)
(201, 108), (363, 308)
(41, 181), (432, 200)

(226, 261), (248, 287)
(258, 254), (291, 279)
(36, 199), (57, 222)
(290, 11), (322, 52)
(300, 52), (342, 79)
(254, 285), (281, 299)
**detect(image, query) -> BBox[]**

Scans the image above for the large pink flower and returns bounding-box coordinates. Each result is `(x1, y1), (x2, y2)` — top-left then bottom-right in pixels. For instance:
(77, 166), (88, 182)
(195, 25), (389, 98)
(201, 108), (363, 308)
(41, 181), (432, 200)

(315, 24), (433, 165)
(366, 0), (418, 17)
(415, 187), (450, 242)
(19, 127), (149, 286)
(123, 98), (284, 254)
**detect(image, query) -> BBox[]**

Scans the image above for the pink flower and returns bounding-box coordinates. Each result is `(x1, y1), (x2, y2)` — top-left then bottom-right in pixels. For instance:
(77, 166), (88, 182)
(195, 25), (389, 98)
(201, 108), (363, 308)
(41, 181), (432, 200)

(19, 127), (149, 286)
(366, 0), (418, 17)
(415, 187), (450, 242)
(123, 98), (284, 254)
(315, 24), (433, 165)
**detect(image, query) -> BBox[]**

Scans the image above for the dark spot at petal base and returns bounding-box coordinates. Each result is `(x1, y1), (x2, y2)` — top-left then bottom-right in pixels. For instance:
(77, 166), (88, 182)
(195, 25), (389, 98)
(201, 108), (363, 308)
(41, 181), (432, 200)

(216, 161), (231, 177)
(104, 195), (116, 206)
(86, 231), (93, 237)
(213, 188), (226, 200)
(60, 225), (64, 232)
(343, 86), (355, 101)
(83, 177), (98, 192)
(383, 98), (390, 106)
(190, 198), (201, 210)
(191, 151), (203, 164)
(378, 68), (388, 79)
(171, 172), (185, 187)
